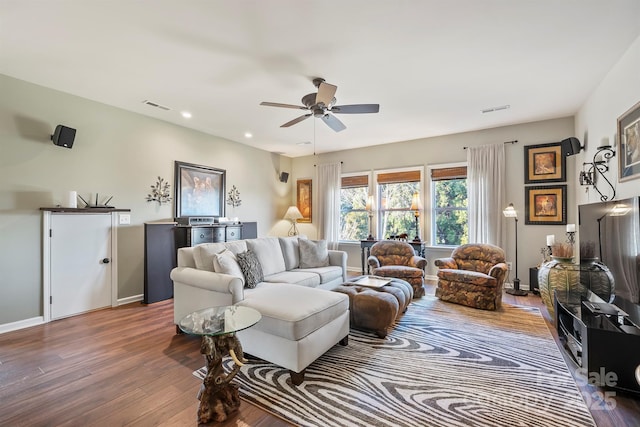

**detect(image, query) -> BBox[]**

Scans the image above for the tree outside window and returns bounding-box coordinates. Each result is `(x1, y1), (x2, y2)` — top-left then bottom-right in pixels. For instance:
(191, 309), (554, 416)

(339, 176), (369, 242)
(431, 167), (468, 246)
(378, 181), (419, 239)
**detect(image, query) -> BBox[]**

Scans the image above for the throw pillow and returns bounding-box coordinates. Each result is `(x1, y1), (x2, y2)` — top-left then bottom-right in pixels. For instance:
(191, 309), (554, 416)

(299, 239), (330, 268)
(212, 249), (244, 285)
(236, 250), (264, 289)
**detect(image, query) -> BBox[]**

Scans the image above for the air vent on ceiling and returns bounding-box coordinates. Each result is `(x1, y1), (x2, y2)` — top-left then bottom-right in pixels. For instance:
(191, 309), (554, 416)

(481, 105), (510, 114)
(142, 100), (171, 111)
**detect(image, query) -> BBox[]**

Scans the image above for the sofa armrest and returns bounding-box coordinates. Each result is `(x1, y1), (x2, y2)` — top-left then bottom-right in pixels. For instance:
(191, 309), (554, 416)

(367, 256), (381, 270)
(409, 256), (428, 270)
(488, 262), (508, 284)
(434, 257), (457, 269)
(170, 267), (245, 303)
(328, 250), (348, 281)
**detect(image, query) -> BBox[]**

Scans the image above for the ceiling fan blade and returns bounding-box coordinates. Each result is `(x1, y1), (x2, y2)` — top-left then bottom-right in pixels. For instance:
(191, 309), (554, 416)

(260, 102), (307, 110)
(321, 113), (346, 132)
(316, 82), (337, 106)
(331, 104), (380, 114)
(281, 114), (312, 128)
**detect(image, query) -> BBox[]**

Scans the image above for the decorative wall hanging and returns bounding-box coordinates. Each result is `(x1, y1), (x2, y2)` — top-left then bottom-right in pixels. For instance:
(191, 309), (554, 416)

(618, 100), (640, 182)
(579, 142), (616, 201)
(524, 142), (566, 184)
(296, 179), (312, 223)
(525, 185), (567, 225)
(146, 176), (172, 205)
(226, 185), (242, 208)
(174, 161), (225, 219)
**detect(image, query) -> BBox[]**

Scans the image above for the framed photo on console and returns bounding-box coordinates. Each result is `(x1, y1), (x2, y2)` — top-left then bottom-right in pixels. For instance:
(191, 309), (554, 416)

(524, 142), (566, 184)
(174, 161), (226, 219)
(525, 185), (567, 225)
(618, 100), (640, 182)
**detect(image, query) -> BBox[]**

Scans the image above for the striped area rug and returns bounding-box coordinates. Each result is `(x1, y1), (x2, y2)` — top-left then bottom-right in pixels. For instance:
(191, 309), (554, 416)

(194, 296), (595, 427)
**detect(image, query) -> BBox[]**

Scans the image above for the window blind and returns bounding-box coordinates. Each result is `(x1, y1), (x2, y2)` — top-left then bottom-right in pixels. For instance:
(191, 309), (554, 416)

(431, 166), (467, 181)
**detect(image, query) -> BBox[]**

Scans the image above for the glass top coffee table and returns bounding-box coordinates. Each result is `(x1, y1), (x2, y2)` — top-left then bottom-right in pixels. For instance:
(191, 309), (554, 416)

(179, 306), (261, 424)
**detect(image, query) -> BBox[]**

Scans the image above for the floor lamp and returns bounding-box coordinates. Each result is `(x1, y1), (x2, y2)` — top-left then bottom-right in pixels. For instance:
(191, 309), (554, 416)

(503, 203), (527, 296)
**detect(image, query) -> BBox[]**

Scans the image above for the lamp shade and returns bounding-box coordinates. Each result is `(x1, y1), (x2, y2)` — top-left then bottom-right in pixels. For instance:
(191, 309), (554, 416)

(410, 192), (421, 211)
(365, 195), (374, 211)
(503, 203), (517, 218)
(284, 206), (303, 221)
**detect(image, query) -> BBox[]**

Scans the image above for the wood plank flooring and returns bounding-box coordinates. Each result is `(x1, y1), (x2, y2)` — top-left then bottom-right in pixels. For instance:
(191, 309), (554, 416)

(1, 280), (638, 426)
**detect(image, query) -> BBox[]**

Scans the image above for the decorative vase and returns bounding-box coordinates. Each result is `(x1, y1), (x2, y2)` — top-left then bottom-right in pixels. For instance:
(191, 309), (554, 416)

(579, 258), (615, 303)
(538, 256), (584, 318)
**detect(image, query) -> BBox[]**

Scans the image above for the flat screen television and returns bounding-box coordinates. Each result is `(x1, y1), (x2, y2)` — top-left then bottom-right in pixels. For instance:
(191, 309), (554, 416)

(578, 197), (640, 304)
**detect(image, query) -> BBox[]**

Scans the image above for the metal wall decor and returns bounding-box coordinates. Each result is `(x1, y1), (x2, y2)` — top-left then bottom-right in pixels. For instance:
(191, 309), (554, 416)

(146, 176), (172, 205)
(579, 144), (616, 201)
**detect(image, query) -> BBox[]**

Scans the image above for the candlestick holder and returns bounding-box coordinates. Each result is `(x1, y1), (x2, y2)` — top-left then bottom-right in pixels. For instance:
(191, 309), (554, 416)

(540, 246), (552, 263)
(566, 231), (576, 245)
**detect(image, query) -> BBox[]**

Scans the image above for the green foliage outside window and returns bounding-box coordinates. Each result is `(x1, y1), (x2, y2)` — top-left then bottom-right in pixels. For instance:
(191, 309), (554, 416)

(433, 178), (468, 246)
(379, 182), (419, 239)
(340, 187), (369, 241)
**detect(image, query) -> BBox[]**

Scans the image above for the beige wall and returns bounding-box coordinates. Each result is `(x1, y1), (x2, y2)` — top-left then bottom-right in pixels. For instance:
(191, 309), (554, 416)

(0, 74), (292, 326)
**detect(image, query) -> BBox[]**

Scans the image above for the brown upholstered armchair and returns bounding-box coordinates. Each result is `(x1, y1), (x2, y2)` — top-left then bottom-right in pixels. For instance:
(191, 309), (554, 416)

(367, 240), (427, 298)
(434, 243), (508, 310)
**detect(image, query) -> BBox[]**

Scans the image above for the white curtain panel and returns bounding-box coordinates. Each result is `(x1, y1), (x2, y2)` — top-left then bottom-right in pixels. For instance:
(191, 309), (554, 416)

(467, 144), (506, 246)
(316, 162), (342, 250)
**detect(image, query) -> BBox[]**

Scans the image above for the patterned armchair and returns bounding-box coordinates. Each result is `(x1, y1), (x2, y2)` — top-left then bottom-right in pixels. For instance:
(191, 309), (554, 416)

(434, 243), (508, 310)
(367, 240), (427, 298)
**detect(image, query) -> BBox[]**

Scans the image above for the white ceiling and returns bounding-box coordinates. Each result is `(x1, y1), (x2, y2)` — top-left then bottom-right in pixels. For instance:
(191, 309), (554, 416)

(2, 1), (639, 157)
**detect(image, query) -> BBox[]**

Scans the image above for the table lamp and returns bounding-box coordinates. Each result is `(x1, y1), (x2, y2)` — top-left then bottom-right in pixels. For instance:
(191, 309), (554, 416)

(284, 206), (303, 236)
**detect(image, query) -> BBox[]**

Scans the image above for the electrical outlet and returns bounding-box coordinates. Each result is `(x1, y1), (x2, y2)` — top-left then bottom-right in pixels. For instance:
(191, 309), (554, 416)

(506, 261), (513, 270)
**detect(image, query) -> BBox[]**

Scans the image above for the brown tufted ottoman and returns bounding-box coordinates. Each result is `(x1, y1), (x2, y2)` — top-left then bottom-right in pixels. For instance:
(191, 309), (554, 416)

(334, 277), (413, 338)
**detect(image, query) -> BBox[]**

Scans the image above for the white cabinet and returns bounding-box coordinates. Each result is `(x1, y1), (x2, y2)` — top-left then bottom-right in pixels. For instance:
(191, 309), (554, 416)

(41, 208), (127, 321)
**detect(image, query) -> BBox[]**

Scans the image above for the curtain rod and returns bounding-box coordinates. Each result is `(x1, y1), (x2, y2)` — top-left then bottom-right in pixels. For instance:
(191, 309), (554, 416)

(463, 140), (518, 150)
(313, 161), (344, 167)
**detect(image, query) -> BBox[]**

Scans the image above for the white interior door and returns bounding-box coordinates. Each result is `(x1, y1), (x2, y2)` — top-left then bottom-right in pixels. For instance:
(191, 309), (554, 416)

(50, 213), (112, 320)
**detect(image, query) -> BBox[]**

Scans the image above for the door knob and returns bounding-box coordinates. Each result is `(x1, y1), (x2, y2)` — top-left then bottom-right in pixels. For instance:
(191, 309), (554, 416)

(102, 258), (110, 264)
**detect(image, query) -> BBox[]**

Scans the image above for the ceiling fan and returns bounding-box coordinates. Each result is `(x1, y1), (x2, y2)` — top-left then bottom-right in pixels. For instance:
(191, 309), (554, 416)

(260, 78), (380, 132)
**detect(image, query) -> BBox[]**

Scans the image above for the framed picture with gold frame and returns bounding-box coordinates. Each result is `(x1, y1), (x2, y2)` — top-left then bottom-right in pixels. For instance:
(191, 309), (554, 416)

(296, 179), (312, 223)
(524, 142), (566, 184)
(525, 185), (567, 225)
(618, 100), (640, 182)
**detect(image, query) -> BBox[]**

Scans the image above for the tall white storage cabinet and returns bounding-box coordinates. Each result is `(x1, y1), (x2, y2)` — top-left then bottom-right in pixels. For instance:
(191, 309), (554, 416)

(41, 208), (129, 321)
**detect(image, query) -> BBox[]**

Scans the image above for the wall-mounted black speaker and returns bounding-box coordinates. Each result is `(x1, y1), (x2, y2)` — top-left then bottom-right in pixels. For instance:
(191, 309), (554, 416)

(279, 172), (289, 183)
(51, 125), (76, 148)
(561, 137), (582, 157)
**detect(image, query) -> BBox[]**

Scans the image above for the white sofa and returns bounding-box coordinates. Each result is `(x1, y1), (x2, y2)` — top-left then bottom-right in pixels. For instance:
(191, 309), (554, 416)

(170, 236), (350, 384)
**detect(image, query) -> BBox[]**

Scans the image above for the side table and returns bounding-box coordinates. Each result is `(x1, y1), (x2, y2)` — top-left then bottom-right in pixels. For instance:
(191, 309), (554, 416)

(179, 306), (261, 424)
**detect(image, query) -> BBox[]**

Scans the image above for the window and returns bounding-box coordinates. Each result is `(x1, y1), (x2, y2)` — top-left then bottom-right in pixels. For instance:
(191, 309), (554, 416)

(339, 174), (370, 241)
(431, 165), (468, 246)
(376, 169), (421, 239)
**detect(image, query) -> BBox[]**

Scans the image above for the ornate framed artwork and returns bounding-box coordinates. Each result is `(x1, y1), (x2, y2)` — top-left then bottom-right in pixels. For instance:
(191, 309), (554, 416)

(524, 142), (566, 184)
(296, 179), (312, 223)
(618, 100), (640, 182)
(525, 185), (567, 225)
(174, 161), (225, 219)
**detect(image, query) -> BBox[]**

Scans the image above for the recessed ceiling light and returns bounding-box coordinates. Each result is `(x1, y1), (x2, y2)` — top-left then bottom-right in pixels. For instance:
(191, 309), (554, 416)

(481, 105), (510, 114)
(297, 141), (312, 145)
(244, 132), (253, 138)
(181, 111), (192, 118)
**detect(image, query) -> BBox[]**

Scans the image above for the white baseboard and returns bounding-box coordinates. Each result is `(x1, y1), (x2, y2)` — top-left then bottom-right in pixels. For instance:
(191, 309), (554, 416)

(0, 316), (44, 334)
(118, 294), (144, 305)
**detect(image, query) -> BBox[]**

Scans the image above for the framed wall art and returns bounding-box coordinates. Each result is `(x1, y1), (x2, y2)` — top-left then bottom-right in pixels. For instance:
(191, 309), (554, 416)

(618, 100), (640, 182)
(296, 179), (312, 223)
(524, 142), (566, 184)
(174, 161), (225, 219)
(525, 185), (567, 225)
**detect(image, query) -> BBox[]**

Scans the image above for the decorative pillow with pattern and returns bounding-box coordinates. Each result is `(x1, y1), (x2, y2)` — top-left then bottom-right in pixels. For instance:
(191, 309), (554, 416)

(299, 239), (330, 268)
(236, 250), (264, 288)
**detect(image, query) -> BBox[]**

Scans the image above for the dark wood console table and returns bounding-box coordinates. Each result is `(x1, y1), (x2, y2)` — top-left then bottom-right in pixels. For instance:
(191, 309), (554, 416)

(360, 239), (425, 275)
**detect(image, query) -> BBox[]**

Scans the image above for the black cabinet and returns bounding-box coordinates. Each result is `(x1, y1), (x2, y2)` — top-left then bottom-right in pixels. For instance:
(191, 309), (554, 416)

(174, 223), (255, 248)
(144, 222), (177, 304)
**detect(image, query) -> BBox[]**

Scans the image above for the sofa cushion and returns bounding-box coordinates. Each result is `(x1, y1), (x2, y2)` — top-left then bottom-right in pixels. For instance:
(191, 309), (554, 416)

(239, 283), (349, 341)
(236, 250), (264, 289)
(263, 271), (320, 287)
(278, 236), (304, 270)
(193, 241), (248, 272)
(212, 249), (245, 285)
(246, 237), (286, 276)
(295, 266), (343, 284)
(299, 239), (330, 268)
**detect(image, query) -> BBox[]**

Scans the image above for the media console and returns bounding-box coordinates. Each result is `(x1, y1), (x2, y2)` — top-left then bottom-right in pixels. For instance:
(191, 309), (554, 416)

(554, 290), (640, 393)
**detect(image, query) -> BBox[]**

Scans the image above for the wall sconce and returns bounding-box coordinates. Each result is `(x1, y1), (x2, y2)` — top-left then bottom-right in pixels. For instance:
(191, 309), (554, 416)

(284, 206), (303, 236)
(365, 195), (375, 240)
(580, 138), (616, 201)
(410, 192), (421, 242)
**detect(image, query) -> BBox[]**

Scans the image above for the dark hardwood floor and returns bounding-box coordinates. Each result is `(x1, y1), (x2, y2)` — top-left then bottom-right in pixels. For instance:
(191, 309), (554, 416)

(0, 279), (638, 426)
